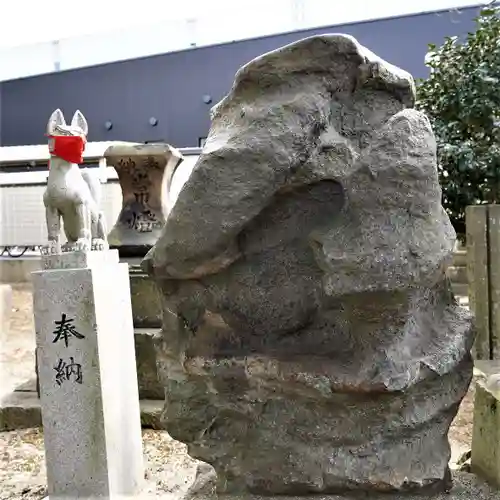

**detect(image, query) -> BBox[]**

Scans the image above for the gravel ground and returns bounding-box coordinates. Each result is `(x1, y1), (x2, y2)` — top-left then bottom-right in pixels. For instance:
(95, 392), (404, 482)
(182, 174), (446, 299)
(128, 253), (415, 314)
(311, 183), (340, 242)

(0, 285), (482, 499)
(0, 427), (199, 499)
(0, 285), (200, 499)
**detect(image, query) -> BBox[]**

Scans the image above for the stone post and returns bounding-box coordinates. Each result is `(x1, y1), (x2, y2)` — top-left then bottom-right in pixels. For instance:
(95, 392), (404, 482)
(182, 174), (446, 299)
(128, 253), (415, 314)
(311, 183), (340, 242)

(447, 248), (468, 299)
(466, 204), (500, 359)
(0, 284), (12, 335)
(104, 143), (184, 258)
(32, 250), (144, 498)
(471, 360), (500, 489)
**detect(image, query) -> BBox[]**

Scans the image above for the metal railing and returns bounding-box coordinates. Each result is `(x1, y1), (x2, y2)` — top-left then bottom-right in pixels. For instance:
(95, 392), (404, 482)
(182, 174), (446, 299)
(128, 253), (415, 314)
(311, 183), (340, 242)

(0, 245), (42, 257)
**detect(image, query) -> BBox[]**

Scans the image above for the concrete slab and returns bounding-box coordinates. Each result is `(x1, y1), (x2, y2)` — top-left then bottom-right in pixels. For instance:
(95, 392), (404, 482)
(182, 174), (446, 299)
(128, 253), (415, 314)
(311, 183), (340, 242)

(0, 388), (164, 431)
(40, 472), (500, 500)
(471, 361), (500, 489)
(0, 390), (42, 431)
(0, 257), (41, 283)
(475, 360), (500, 379)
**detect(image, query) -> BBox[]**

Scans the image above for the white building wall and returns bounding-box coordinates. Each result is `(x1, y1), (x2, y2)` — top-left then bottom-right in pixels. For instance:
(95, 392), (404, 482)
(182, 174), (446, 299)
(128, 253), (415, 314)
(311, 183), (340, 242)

(0, 0), (484, 82)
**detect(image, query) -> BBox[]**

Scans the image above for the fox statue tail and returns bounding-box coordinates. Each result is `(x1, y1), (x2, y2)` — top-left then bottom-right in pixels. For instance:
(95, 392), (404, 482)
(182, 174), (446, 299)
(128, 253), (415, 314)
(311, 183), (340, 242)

(81, 168), (102, 207)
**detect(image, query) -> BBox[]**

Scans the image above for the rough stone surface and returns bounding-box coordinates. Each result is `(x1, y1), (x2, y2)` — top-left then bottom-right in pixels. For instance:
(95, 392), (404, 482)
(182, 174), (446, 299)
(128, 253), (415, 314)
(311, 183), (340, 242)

(182, 472), (497, 499)
(143, 34), (475, 496)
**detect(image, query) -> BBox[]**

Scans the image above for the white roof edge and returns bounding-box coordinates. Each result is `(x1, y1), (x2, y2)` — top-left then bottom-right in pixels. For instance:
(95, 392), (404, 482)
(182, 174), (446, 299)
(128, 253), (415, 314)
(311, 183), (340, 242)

(0, 141), (203, 164)
(0, 141), (140, 163)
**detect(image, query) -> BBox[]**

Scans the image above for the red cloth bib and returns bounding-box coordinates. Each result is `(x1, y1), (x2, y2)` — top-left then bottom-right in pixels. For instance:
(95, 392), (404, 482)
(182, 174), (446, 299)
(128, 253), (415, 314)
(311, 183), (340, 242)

(47, 135), (86, 164)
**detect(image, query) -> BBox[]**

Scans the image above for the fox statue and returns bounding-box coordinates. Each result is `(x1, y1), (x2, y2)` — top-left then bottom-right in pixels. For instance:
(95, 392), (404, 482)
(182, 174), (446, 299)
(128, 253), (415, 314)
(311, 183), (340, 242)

(42, 108), (108, 255)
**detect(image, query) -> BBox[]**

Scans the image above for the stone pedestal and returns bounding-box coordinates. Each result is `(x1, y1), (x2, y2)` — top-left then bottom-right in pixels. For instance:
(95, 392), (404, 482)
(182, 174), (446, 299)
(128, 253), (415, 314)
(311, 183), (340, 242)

(32, 250), (144, 498)
(471, 360), (500, 489)
(105, 143), (184, 258)
(127, 259), (163, 401)
(134, 328), (163, 400)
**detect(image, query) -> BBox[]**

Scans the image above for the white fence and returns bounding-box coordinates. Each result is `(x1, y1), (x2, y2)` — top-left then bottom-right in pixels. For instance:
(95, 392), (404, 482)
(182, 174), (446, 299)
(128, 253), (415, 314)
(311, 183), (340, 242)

(0, 180), (123, 248)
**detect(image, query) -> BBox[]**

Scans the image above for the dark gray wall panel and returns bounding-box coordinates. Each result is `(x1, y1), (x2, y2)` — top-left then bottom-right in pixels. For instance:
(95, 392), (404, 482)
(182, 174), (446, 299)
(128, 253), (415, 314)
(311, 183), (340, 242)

(0, 5), (482, 147)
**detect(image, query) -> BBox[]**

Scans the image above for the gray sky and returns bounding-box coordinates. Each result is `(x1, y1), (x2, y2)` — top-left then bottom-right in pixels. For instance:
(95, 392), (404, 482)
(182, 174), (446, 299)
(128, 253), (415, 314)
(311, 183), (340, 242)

(0, 0), (488, 49)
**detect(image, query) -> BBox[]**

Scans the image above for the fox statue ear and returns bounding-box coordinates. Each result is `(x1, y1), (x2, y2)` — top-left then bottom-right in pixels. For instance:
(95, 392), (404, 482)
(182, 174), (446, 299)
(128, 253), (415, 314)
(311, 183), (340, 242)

(71, 110), (88, 136)
(47, 109), (66, 136)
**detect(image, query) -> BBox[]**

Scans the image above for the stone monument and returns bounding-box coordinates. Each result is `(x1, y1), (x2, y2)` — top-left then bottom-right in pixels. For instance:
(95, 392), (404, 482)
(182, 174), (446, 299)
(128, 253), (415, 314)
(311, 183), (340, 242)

(33, 109), (144, 498)
(143, 35), (475, 496)
(43, 109), (108, 254)
(105, 143), (184, 258)
(104, 143), (184, 402)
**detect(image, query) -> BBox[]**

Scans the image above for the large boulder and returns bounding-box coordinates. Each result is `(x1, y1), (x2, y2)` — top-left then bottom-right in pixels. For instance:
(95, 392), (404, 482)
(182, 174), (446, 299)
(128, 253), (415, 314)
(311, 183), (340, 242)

(143, 34), (475, 496)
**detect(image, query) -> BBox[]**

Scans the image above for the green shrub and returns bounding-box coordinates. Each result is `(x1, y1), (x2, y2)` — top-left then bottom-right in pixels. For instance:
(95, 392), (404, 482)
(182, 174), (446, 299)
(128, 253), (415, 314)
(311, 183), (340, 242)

(416, 5), (500, 238)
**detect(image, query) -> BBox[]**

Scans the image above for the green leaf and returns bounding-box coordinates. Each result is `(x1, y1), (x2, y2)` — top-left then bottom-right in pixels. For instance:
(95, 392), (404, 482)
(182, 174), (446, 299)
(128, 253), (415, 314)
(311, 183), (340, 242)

(416, 6), (500, 237)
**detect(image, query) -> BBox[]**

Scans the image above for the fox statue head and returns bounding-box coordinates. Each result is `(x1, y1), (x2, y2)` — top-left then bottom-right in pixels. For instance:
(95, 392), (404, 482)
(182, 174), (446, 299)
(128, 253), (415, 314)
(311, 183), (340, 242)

(46, 109), (88, 164)
(47, 108), (88, 138)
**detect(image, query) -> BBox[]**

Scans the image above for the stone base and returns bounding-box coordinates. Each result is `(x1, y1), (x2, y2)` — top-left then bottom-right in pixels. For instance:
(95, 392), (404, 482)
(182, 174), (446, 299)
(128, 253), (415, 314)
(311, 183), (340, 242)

(471, 360), (500, 489)
(183, 472), (496, 499)
(39, 472), (500, 500)
(41, 249), (119, 270)
(0, 381), (165, 431)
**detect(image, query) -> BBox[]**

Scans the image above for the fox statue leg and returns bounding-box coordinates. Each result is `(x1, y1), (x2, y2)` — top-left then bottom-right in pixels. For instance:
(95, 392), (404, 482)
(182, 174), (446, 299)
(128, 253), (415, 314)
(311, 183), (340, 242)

(43, 205), (61, 255)
(82, 169), (108, 251)
(91, 211), (109, 251)
(72, 203), (92, 252)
